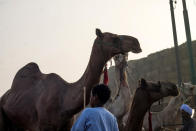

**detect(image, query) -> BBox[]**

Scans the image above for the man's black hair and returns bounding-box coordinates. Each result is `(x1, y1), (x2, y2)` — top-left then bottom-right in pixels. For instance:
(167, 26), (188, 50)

(92, 84), (111, 105)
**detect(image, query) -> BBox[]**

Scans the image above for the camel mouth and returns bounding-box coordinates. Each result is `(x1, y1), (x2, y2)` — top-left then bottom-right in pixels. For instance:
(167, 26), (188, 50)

(128, 45), (142, 53)
(131, 48), (142, 53)
(172, 92), (178, 96)
(120, 48), (142, 55)
(171, 89), (179, 96)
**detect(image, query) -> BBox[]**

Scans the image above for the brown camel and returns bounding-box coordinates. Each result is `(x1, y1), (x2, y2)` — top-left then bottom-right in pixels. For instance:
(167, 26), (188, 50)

(0, 28), (142, 131)
(143, 83), (195, 131)
(123, 78), (179, 131)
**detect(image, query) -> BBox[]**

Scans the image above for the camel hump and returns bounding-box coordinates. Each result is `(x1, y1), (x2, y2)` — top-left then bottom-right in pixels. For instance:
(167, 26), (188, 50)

(16, 62), (42, 78)
(11, 62), (43, 89)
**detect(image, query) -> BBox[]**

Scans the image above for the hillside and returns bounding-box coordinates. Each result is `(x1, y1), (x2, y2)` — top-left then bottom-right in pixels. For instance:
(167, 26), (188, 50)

(125, 40), (196, 86)
(107, 40), (196, 94)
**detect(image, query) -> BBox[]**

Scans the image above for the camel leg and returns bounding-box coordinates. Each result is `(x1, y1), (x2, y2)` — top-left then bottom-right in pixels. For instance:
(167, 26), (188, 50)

(39, 118), (74, 131)
(0, 108), (7, 131)
(39, 125), (71, 131)
(59, 118), (74, 131)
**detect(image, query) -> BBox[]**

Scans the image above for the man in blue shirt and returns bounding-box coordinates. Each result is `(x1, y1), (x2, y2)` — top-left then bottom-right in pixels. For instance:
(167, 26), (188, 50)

(180, 104), (196, 131)
(71, 84), (119, 131)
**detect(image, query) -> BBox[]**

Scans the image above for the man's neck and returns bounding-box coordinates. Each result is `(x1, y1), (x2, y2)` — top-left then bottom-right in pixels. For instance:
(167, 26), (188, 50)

(92, 104), (104, 108)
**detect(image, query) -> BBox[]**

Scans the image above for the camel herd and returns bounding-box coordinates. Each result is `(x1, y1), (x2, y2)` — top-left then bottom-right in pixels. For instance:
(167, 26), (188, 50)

(105, 53), (196, 131)
(0, 29), (195, 131)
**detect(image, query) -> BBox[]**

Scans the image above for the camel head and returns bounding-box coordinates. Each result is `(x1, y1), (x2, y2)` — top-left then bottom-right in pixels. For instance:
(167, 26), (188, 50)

(173, 83), (196, 104)
(94, 28), (142, 59)
(113, 53), (129, 87)
(138, 78), (179, 103)
(113, 53), (128, 67)
(181, 83), (195, 97)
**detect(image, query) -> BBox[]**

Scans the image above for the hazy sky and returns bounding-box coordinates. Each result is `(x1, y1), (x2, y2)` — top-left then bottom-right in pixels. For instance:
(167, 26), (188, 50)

(0, 0), (196, 96)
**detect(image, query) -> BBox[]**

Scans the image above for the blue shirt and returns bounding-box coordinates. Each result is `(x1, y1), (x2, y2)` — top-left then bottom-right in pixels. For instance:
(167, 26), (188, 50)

(71, 107), (119, 131)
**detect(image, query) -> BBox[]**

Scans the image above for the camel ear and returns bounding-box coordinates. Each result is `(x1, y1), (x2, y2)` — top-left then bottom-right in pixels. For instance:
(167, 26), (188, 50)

(96, 28), (104, 38)
(157, 81), (161, 89)
(158, 81), (161, 86)
(140, 78), (147, 88)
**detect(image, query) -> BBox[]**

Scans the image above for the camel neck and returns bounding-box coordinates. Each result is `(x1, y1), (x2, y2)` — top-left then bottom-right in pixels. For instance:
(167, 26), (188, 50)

(125, 89), (151, 131)
(83, 44), (109, 87)
(71, 43), (110, 113)
(163, 94), (183, 111)
(160, 93), (184, 123)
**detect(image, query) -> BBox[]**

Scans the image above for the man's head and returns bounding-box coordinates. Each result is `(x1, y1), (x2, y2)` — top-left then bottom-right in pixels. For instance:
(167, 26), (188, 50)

(180, 104), (192, 123)
(90, 84), (111, 107)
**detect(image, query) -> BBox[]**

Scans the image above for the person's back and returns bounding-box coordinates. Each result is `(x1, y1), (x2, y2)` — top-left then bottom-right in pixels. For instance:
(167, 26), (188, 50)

(71, 84), (119, 131)
(71, 107), (118, 131)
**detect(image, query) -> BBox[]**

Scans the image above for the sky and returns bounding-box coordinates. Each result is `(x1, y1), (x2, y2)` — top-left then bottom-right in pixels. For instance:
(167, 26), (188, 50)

(0, 0), (196, 96)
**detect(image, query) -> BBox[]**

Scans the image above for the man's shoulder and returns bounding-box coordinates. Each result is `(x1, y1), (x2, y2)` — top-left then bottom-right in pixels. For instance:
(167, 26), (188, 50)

(82, 107), (93, 113)
(83, 107), (104, 113)
(83, 107), (114, 116)
(102, 108), (115, 117)
(97, 107), (117, 120)
(82, 107), (99, 115)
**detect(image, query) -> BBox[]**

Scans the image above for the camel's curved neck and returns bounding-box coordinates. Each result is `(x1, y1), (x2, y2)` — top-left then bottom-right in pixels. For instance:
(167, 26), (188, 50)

(159, 93), (184, 122)
(114, 67), (121, 85)
(163, 94), (182, 111)
(125, 89), (152, 131)
(80, 44), (108, 86)
(71, 43), (110, 112)
(114, 59), (128, 88)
